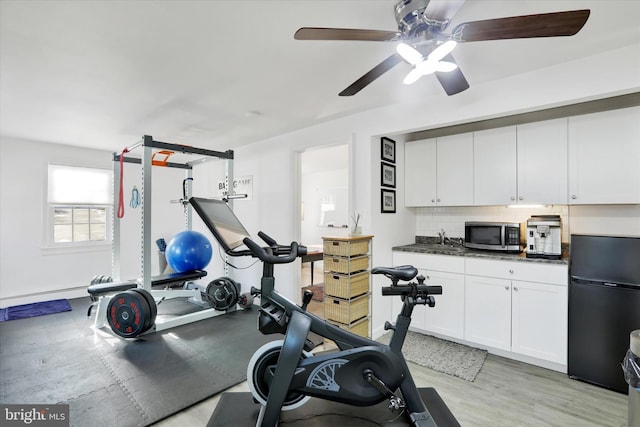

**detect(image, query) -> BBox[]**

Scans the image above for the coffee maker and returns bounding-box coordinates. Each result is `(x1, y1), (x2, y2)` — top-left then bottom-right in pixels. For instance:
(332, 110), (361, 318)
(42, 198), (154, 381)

(526, 215), (562, 259)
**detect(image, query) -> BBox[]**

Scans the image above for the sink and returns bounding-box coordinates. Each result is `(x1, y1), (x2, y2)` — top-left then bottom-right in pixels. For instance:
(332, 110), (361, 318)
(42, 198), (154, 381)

(420, 244), (465, 253)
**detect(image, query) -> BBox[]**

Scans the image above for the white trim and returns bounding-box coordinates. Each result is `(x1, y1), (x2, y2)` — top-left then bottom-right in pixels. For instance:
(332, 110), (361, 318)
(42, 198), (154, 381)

(40, 242), (111, 255)
(0, 286), (88, 309)
(44, 204), (113, 248)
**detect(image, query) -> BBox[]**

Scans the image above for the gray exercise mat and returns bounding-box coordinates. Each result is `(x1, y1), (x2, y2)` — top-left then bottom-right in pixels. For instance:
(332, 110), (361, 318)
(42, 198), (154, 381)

(207, 388), (460, 427)
(0, 297), (273, 427)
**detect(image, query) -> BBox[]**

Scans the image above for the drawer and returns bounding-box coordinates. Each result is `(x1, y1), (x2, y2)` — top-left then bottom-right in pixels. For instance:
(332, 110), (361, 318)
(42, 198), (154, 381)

(327, 317), (369, 338)
(465, 258), (567, 285)
(324, 293), (369, 324)
(392, 251), (464, 274)
(324, 271), (369, 299)
(323, 239), (369, 257)
(324, 255), (369, 274)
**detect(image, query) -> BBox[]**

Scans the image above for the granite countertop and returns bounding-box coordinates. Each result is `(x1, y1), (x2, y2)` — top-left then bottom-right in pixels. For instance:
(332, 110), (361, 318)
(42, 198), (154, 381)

(392, 237), (569, 265)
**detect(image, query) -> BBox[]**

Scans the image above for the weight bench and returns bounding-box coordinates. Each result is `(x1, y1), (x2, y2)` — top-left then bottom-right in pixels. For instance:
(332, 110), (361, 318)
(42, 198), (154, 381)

(87, 270), (208, 325)
(87, 280), (138, 300)
(87, 270), (208, 298)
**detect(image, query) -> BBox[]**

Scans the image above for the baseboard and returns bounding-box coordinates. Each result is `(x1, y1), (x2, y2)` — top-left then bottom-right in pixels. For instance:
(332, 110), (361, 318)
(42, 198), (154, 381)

(0, 287), (88, 309)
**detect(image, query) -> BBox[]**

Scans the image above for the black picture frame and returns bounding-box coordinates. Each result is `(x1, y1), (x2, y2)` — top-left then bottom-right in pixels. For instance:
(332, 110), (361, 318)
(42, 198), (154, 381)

(381, 137), (396, 164)
(381, 189), (396, 213)
(381, 162), (396, 188)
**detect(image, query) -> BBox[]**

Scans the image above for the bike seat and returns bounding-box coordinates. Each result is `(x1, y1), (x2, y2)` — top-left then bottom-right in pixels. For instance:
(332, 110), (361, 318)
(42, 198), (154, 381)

(371, 265), (418, 282)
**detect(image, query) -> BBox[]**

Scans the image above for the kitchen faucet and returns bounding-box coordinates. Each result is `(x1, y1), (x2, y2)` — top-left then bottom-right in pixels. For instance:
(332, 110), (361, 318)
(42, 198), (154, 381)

(439, 229), (463, 246)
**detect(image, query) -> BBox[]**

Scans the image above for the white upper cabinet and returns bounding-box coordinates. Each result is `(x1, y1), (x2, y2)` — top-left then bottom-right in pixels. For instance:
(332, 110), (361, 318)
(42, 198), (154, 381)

(474, 120), (568, 206)
(473, 126), (517, 205)
(568, 106), (640, 204)
(405, 134), (473, 207)
(517, 118), (568, 205)
(405, 138), (437, 207)
(406, 106), (638, 207)
(437, 133), (474, 206)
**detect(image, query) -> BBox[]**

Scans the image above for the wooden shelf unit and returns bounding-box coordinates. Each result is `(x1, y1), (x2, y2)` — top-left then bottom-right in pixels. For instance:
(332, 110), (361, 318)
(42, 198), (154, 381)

(322, 235), (373, 338)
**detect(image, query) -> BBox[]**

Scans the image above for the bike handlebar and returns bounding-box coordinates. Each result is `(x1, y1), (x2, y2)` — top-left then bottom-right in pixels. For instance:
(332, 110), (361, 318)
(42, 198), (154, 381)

(242, 232), (307, 264)
(381, 284), (443, 297)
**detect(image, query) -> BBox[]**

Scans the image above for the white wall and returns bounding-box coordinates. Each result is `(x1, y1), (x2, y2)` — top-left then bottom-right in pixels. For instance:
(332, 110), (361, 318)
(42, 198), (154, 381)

(1, 43), (638, 325)
(0, 137), (226, 307)
(225, 43), (640, 339)
(0, 137), (114, 306)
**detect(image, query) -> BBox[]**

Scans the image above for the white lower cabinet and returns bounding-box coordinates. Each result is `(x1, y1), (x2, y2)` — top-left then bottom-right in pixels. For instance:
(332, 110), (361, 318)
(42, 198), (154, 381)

(464, 275), (511, 350)
(511, 279), (567, 364)
(422, 270), (465, 339)
(464, 258), (568, 365)
(392, 252), (464, 339)
(392, 251), (568, 368)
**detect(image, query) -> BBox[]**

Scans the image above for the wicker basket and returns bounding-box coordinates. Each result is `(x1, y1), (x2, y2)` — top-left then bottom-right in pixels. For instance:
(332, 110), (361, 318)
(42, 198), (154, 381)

(324, 271), (369, 299)
(324, 294), (369, 324)
(328, 317), (369, 338)
(323, 239), (370, 257)
(323, 255), (369, 274)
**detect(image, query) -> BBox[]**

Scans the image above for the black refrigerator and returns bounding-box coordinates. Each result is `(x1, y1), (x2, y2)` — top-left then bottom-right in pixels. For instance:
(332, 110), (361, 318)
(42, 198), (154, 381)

(568, 234), (640, 394)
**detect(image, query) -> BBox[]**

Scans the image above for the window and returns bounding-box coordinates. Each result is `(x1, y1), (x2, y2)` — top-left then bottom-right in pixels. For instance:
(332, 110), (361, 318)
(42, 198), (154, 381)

(52, 206), (107, 243)
(47, 164), (112, 245)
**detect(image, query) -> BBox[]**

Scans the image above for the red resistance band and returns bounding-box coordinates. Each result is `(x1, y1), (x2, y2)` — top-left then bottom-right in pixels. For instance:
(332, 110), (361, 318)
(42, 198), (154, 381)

(117, 148), (129, 218)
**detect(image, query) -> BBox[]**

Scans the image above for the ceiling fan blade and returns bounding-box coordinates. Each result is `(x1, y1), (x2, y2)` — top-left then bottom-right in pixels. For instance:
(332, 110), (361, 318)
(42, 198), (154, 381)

(339, 54), (403, 96)
(294, 27), (400, 41)
(435, 54), (469, 96)
(451, 9), (590, 42)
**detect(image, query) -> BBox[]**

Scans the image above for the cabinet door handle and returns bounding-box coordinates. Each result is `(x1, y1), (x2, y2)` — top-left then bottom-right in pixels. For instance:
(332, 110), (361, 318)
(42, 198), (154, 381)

(513, 286), (518, 291)
(505, 285), (510, 290)
(437, 198), (441, 203)
(431, 199), (436, 203)
(509, 269), (514, 274)
(518, 196), (523, 201)
(511, 196), (516, 201)
(571, 194), (577, 199)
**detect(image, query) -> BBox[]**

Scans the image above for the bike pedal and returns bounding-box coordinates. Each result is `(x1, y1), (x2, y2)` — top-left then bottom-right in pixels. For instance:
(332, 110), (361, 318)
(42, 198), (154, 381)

(384, 321), (395, 331)
(388, 395), (405, 412)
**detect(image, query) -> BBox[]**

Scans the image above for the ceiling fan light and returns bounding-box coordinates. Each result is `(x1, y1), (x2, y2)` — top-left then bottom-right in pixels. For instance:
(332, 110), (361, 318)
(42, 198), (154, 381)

(396, 42), (423, 65)
(428, 40), (457, 62)
(415, 60), (437, 76)
(434, 61), (457, 72)
(403, 68), (423, 85)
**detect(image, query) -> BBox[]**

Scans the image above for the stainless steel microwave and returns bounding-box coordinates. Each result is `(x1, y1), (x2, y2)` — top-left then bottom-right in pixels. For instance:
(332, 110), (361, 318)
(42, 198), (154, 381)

(464, 222), (521, 252)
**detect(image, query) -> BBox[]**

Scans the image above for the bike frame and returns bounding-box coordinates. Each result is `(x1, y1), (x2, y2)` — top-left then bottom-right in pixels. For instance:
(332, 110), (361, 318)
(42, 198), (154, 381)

(255, 258), (437, 427)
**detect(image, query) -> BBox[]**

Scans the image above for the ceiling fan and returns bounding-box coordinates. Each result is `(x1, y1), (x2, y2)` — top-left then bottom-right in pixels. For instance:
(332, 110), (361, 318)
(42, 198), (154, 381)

(294, 0), (590, 96)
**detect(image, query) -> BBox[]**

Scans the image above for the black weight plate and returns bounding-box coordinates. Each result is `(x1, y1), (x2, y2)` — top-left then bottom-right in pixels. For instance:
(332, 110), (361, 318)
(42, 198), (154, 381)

(107, 290), (150, 338)
(206, 278), (239, 311)
(130, 288), (157, 333)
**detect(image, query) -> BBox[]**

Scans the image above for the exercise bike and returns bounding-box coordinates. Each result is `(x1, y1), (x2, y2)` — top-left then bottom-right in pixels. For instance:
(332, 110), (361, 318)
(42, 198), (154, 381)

(235, 232), (444, 427)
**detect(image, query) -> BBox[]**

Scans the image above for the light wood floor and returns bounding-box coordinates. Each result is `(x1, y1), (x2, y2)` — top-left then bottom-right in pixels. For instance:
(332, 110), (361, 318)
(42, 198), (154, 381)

(152, 264), (629, 426)
(152, 353), (628, 426)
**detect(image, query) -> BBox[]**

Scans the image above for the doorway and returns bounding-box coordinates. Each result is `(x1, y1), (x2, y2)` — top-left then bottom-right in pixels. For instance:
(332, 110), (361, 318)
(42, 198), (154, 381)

(299, 144), (350, 318)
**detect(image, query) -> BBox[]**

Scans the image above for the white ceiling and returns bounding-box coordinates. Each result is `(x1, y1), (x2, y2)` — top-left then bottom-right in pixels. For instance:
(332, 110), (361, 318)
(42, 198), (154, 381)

(1, 0), (639, 153)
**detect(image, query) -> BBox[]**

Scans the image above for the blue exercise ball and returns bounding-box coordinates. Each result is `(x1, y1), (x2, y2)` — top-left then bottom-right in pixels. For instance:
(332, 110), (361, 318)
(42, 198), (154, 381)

(165, 231), (212, 273)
